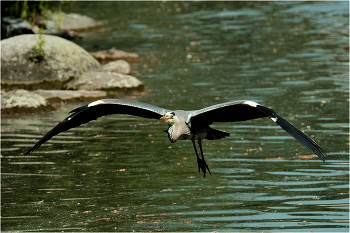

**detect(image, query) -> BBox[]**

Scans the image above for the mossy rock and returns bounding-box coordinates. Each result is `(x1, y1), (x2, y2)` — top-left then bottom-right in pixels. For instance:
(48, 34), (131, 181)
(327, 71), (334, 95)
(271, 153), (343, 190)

(1, 34), (102, 89)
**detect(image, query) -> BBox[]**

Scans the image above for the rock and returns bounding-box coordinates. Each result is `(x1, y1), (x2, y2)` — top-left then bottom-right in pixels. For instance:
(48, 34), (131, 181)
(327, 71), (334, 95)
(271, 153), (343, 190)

(56, 30), (82, 40)
(1, 17), (35, 40)
(102, 60), (131, 74)
(48, 12), (105, 31)
(1, 12), (103, 40)
(90, 47), (140, 63)
(41, 27), (82, 41)
(1, 34), (102, 88)
(65, 72), (143, 92)
(1, 89), (55, 114)
(33, 90), (107, 101)
(42, 12), (102, 40)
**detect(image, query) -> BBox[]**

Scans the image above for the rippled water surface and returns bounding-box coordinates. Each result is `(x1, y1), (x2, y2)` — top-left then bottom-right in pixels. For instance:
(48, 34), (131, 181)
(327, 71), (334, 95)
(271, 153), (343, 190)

(2, 1), (349, 232)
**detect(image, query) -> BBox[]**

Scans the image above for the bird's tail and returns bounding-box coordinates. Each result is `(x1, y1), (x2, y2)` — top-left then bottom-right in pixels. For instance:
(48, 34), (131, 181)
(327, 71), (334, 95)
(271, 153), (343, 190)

(205, 128), (230, 140)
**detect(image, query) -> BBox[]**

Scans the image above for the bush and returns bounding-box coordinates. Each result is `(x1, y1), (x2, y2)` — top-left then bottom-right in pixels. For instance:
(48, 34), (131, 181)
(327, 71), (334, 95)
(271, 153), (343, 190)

(1, 1), (70, 26)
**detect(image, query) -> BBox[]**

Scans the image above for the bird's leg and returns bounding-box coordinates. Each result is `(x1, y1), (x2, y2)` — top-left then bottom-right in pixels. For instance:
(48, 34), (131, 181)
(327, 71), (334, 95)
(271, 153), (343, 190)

(198, 139), (212, 176)
(191, 139), (202, 174)
(191, 139), (210, 178)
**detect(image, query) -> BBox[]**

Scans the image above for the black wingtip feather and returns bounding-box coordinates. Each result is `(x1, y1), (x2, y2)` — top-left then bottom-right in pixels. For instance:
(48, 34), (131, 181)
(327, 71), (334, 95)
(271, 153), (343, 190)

(24, 105), (90, 156)
(276, 116), (327, 162)
(256, 105), (327, 162)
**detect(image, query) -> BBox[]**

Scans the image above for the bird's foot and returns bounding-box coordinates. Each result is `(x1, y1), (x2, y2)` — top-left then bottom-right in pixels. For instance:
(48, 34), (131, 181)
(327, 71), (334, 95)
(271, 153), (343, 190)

(197, 157), (212, 178)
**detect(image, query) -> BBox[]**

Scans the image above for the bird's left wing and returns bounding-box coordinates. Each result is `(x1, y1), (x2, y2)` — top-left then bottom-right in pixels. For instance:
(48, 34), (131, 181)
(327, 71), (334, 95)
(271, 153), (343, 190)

(24, 99), (168, 155)
(189, 101), (268, 126)
(189, 100), (327, 162)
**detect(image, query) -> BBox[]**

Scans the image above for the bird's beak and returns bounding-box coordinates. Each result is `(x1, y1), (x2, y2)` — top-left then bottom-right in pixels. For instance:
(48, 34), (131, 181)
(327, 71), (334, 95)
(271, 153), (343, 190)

(160, 116), (168, 121)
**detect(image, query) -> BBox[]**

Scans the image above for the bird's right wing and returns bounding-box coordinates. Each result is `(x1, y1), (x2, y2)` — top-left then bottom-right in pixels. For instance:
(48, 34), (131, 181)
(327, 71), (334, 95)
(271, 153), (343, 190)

(24, 99), (169, 155)
(189, 100), (327, 162)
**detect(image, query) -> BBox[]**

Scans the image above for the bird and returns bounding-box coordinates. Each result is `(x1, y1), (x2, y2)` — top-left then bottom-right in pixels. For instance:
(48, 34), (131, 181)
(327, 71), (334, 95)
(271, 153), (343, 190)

(24, 99), (327, 177)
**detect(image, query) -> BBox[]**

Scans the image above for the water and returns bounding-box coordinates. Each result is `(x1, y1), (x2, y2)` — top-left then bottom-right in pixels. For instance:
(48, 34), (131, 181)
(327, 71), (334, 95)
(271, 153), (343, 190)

(2, 1), (349, 232)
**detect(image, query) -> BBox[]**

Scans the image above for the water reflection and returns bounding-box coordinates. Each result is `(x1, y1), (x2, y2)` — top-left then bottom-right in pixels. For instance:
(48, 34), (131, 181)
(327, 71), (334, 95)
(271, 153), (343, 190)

(2, 1), (349, 232)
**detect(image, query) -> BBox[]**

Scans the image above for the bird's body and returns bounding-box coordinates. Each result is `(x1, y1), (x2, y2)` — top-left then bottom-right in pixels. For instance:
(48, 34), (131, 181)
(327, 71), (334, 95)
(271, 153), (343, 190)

(163, 110), (192, 142)
(25, 99), (327, 177)
(162, 110), (229, 142)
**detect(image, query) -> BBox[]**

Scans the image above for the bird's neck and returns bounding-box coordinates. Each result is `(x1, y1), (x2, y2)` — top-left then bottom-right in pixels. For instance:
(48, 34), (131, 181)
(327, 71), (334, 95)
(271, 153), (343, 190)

(166, 116), (179, 126)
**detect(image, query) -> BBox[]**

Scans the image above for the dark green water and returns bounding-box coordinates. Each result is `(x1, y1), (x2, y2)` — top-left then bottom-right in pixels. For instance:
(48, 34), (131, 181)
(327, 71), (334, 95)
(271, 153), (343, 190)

(2, 1), (349, 232)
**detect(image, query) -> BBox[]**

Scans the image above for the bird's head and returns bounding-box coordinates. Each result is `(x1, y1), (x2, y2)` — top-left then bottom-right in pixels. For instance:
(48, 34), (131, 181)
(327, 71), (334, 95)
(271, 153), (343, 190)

(160, 112), (176, 125)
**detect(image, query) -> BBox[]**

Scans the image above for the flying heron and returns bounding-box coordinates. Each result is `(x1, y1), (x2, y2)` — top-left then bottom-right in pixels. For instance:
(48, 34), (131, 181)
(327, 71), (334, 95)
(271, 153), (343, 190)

(25, 99), (327, 177)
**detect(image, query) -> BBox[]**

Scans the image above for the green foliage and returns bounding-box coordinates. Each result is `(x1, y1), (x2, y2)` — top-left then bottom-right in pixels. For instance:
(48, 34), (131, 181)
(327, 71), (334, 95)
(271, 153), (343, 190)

(2, 1), (72, 26)
(57, 8), (63, 30)
(31, 28), (46, 63)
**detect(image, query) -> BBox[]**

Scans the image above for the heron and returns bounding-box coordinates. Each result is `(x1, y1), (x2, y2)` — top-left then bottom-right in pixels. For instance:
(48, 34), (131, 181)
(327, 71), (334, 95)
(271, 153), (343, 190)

(25, 99), (327, 177)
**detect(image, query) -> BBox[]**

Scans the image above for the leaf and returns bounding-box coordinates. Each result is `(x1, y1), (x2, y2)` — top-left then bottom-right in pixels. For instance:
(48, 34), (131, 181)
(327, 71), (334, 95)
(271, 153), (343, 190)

(298, 154), (318, 160)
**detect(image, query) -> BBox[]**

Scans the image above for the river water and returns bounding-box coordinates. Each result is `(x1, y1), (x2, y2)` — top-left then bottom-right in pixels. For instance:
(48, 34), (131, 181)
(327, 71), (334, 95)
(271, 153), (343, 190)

(2, 1), (349, 232)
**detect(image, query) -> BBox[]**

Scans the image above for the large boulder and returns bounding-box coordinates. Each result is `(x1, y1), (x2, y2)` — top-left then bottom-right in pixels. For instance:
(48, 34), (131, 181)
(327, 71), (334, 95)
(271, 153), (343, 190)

(1, 89), (55, 114)
(1, 34), (102, 88)
(65, 71), (143, 92)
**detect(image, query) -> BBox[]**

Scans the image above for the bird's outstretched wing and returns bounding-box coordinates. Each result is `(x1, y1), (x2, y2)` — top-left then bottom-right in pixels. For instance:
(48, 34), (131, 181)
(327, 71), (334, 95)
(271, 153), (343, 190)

(190, 100), (327, 162)
(24, 99), (168, 155)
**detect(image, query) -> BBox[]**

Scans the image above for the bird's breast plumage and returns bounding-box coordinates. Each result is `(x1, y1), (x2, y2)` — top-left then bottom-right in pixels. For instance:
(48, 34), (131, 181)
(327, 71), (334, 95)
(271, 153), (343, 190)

(166, 117), (192, 143)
